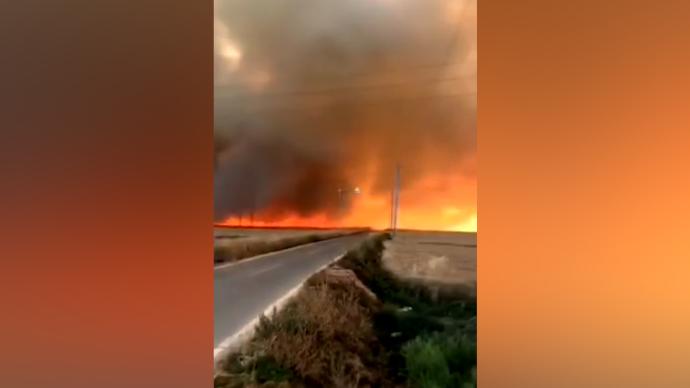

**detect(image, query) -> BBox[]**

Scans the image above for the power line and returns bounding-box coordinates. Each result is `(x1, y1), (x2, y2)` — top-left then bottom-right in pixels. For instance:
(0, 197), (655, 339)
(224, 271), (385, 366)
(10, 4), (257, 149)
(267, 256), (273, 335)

(215, 13), (474, 104)
(214, 91), (474, 118)
(217, 60), (473, 89)
(215, 0), (475, 94)
(216, 75), (472, 101)
(390, 163), (401, 235)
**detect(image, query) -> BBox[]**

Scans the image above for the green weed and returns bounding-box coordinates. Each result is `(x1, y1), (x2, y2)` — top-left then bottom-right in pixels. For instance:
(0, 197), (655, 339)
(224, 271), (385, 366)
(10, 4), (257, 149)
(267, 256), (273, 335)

(402, 331), (476, 388)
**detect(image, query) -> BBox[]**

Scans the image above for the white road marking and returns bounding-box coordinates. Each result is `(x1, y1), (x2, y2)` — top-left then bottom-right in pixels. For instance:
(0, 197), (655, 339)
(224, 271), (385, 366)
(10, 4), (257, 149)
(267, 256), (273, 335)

(248, 262), (283, 277)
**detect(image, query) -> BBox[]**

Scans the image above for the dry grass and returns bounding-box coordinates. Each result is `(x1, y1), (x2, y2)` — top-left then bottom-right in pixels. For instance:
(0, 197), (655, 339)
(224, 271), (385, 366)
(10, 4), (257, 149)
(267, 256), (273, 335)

(214, 229), (366, 264)
(214, 227), (343, 246)
(216, 267), (389, 387)
(383, 231), (476, 290)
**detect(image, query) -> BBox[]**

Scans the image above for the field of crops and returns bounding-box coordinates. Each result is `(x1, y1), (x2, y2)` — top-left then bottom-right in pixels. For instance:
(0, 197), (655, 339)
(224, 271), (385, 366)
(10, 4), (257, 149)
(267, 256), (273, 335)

(213, 226), (365, 264)
(214, 227), (342, 248)
(382, 230), (477, 288)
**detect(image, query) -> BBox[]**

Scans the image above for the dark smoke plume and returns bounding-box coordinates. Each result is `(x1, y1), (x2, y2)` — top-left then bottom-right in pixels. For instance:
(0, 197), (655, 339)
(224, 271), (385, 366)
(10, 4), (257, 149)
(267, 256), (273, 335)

(214, 0), (476, 222)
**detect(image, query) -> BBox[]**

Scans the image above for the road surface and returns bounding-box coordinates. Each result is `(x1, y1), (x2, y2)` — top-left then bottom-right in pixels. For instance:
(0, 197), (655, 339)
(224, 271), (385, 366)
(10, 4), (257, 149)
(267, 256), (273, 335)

(214, 233), (369, 349)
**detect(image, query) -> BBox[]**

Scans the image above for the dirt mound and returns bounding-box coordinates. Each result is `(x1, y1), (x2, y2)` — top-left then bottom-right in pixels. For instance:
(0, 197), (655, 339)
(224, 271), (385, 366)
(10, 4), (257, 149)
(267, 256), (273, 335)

(310, 265), (378, 302)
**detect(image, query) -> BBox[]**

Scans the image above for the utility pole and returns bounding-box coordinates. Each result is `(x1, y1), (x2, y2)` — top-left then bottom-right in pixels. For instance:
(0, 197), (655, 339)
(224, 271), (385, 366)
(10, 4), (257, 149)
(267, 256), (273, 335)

(389, 182), (395, 232)
(338, 187), (344, 211)
(390, 164), (401, 236)
(249, 194), (255, 226)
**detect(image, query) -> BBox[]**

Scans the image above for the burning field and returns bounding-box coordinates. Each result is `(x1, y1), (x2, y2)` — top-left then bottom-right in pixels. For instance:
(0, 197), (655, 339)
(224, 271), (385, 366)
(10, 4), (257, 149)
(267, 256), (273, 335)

(214, 0), (476, 232)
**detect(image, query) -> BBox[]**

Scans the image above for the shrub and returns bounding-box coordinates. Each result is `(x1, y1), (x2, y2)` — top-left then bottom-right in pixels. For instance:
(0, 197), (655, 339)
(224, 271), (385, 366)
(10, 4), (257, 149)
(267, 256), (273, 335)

(402, 336), (452, 388)
(402, 331), (476, 388)
(253, 356), (294, 384)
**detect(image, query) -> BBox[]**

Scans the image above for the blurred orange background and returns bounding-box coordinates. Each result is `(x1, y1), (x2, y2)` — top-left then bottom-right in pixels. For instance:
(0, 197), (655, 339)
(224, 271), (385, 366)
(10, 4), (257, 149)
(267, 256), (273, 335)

(480, 0), (690, 386)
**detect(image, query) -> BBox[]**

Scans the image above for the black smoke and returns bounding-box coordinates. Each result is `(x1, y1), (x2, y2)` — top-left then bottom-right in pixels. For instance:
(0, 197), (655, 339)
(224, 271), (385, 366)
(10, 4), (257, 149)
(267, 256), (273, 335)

(214, 0), (476, 222)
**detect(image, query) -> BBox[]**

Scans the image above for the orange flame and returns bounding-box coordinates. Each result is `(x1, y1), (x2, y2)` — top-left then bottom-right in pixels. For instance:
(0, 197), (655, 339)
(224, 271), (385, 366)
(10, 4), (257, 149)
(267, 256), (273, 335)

(219, 172), (476, 232)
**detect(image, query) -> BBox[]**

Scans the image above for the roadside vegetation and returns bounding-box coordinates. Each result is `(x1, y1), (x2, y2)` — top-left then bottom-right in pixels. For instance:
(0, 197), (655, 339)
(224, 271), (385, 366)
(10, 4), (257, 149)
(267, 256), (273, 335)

(215, 233), (477, 387)
(214, 230), (365, 265)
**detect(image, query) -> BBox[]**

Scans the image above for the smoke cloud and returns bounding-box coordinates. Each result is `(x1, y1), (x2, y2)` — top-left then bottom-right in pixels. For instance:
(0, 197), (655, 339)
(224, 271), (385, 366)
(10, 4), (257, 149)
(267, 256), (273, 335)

(214, 0), (476, 222)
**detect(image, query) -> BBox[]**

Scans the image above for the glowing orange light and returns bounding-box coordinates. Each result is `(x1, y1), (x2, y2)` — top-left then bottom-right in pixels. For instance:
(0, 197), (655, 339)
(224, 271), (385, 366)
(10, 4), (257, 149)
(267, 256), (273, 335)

(219, 173), (476, 232)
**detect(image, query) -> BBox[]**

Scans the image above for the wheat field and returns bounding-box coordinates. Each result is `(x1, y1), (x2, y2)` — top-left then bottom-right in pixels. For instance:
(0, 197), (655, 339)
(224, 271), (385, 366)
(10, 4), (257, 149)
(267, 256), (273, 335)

(382, 230), (477, 288)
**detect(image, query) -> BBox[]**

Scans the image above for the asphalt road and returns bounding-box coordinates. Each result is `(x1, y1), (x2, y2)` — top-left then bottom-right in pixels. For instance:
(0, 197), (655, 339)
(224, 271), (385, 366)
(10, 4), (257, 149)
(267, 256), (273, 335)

(214, 233), (369, 348)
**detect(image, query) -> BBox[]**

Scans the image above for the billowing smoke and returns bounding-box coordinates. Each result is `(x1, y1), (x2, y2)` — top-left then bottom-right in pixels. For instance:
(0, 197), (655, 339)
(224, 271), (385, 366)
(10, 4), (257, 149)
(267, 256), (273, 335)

(214, 0), (476, 222)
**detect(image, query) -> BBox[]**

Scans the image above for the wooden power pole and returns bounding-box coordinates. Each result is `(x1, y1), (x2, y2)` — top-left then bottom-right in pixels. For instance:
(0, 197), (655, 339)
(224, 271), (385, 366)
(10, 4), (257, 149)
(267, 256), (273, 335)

(390, 164), (401, 236)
